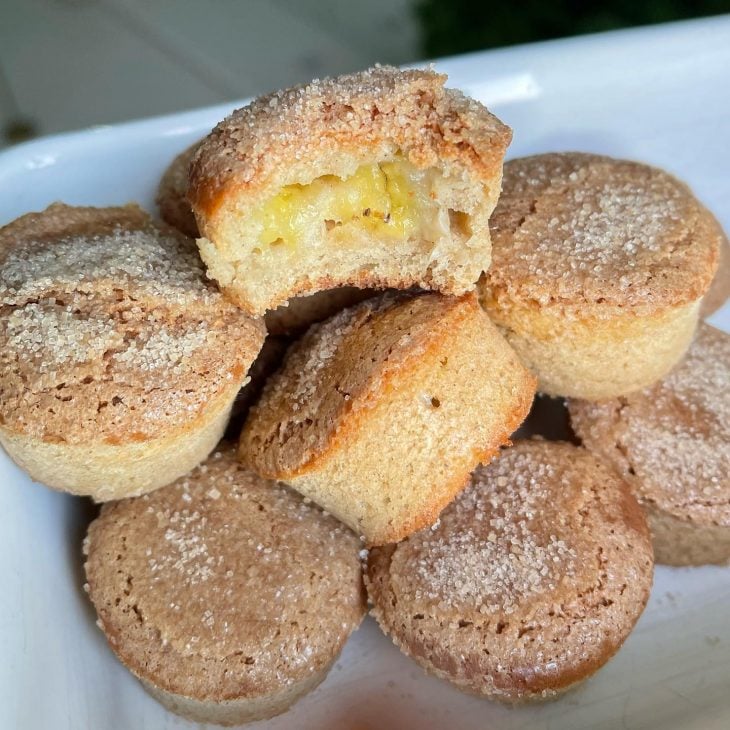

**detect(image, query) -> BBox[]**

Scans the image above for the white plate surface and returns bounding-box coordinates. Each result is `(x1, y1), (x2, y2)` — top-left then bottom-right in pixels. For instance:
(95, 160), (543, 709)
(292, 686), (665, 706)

(1, 16), (729, 730)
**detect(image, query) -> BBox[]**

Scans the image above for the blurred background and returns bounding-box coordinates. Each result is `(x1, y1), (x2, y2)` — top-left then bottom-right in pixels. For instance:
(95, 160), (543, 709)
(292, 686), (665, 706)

(1, 0), (728, 148)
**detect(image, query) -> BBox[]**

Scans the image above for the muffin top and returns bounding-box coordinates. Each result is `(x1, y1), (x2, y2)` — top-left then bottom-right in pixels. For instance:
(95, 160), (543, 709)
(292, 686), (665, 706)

(84, 445), (365, 700)
(569, 323), (730, 526)
(367, 440), (653, 699)
(240, 291), (489, 476)
(481, 153), (721, 313)
(0, 204), (264, 444)
(189, 65), (511, 216)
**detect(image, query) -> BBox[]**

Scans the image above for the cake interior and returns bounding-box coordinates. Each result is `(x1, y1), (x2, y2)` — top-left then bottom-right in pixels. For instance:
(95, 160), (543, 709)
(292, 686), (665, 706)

(249, 156), (472, 252)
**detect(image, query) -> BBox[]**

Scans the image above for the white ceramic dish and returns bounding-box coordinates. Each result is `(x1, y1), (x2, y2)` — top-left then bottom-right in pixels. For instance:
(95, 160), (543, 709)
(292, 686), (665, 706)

(1, 16), (729, 730)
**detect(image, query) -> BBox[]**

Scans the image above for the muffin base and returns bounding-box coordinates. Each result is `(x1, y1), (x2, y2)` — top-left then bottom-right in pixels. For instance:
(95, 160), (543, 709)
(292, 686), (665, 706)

(646, 504), (730, 566)
(140, 662), (332, 726)
(0, 382), (241, 501)
(482, 297), (700, 399)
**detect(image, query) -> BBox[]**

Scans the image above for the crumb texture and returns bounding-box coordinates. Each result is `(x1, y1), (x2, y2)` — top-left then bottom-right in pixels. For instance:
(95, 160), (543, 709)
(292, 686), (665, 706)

(0, 204), (264, 443)
(483, 153), (720, 311)
(570, 323), (730, 526)
(367, 440), (653, 700)
(84, 446), (365, 701)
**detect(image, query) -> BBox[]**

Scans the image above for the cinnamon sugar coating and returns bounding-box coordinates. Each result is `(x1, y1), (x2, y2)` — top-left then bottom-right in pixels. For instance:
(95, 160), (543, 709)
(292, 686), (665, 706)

(84, 446), (365, 703)
(569, 323), (730, 527)
(482, 153), (720, 313)
(367, 441), (653, 701)
(0, 204), (264, 444)
(189, 65), (511, 216)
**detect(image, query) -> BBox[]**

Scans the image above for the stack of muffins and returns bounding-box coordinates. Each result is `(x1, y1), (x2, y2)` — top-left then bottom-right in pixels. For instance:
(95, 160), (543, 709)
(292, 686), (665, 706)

(1, 66), (728, 725)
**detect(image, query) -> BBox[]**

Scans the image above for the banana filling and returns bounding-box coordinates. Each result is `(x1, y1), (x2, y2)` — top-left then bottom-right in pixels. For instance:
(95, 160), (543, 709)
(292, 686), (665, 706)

(252, 159), (465, 249)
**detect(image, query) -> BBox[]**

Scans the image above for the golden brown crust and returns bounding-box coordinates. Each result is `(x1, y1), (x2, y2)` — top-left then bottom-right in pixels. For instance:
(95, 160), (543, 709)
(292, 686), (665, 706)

(84, 446), (365, 712)
(0, 203), (265, 445)
(366, 440), (654, 702)
(568, 323), (730, 563)
(156, 142), (201, 239)
(241, 292), (463, 475)
(240, 291), (535, 545)
(189, 65), (511, 220)
(481, 153), (720, 314)
(156, 141), (375, 335)
(701, 225), (730, 317)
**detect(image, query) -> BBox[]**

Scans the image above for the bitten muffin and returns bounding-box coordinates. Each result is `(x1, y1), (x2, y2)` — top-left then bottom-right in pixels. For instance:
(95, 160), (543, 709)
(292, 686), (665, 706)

(84, 446), (365, 725)
(156, 144), (371, 336)
(478, 153), (721, 399)
(700, 227), (730, 317)
(569, 323), (730, 565)
(189, 65), (512, 316)
(239, 292), (535, 546)
(0, 203), (265, 500)
(366, 440), (654, 702)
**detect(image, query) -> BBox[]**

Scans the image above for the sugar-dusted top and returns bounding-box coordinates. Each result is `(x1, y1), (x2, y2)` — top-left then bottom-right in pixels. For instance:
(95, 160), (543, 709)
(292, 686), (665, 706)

(367, 440), (653, 696)
(240, 291), (482, 476)
(0, 204), (264, 443)
(481, 153), (721, 311)
(84, 446), (364, 700)
(0, 204), (211, 307)
(189, 65), (511, 217)
(570, 323), (730, 525)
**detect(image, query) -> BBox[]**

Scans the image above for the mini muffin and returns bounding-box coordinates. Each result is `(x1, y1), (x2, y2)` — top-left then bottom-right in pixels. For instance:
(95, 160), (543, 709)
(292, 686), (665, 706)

(156, 143), (370, 335)
(367, 440), (654, 702)
(239, 292), (535, 546)
(156, 141), (201, 238)
(84, 446), (365, 725)
(0, 203), (265, 500)
(478, 153), (722, 399)
(701, 227), (730, 317)
(569, 323), (730, 565)
(189, 65), (512, 316)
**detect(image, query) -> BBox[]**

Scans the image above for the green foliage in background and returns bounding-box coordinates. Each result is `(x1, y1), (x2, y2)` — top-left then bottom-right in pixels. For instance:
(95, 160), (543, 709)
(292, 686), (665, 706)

(417, 0), (730, 56)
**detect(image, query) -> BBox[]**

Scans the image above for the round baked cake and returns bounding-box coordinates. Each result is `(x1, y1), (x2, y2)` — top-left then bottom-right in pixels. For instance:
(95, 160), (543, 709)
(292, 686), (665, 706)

(367, 440), (654, 701)
(156, 144), (371, 336)
(84, 445), (365, 725)
(700, 227), (730, 317)
(240, 291), (535, 546)
(0, 203), (264, 500)
(478, 153), (721, 399)
(156, 141), (201, 239)
(569, 322), (730, 565)
(189, 65), (511, 315)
